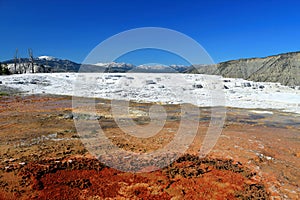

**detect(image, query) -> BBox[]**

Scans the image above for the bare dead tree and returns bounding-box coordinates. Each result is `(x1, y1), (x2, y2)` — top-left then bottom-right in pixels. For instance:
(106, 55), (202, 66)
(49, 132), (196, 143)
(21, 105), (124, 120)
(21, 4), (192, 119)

(18, 57), (22, 74)
(18, 57), (27, 74)
(46, 60), (49, 73)
(22, 59), (27, 73)
(14, 48), (18, 74)
(28, 48), (34, 73)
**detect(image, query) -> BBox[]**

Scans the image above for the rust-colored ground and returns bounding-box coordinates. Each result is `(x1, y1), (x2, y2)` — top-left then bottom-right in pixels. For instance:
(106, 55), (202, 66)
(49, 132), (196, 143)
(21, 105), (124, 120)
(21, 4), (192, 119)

(0, 95), (299, 199)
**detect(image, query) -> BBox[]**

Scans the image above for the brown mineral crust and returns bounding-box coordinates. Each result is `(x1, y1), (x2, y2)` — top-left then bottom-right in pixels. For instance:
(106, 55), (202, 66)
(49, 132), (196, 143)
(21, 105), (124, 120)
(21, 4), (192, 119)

(17, 157), (172, 200)
(0, 95), (299, 199)
(5, 155), (268, 200)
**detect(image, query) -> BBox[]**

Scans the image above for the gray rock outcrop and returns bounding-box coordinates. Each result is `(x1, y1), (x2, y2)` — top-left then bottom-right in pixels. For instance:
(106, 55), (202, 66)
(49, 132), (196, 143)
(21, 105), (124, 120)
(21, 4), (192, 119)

(187, 51), (300, 86)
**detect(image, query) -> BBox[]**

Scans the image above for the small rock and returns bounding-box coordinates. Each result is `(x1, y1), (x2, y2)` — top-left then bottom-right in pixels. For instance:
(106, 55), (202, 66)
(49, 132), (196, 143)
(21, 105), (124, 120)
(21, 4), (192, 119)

(4, 166), (12, 172)
(244, 82), (251, 87)
(63, 113), (73, 119)
(146, 80), (156, 85)
(16, 81), (25, 84)
(193, 84), (203, 89)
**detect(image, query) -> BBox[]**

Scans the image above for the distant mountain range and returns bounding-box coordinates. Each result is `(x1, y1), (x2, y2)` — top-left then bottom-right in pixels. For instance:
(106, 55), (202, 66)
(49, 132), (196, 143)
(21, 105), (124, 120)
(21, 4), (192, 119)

(2, 51), (300, 86)
(2, 56), (189, 73)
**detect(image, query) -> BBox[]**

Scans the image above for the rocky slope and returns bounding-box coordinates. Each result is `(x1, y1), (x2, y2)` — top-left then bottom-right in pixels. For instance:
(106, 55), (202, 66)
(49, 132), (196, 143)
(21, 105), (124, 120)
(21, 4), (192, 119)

(187, 51), (300, 86)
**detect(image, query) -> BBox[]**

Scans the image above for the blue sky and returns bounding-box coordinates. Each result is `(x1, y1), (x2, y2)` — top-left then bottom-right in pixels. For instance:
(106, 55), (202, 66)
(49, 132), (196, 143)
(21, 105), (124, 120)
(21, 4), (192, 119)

(0, 0), (299, 65)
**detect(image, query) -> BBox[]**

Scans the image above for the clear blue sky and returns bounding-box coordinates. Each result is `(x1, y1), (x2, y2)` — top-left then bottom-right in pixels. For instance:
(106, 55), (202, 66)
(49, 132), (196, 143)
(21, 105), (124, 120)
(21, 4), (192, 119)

(0, 0), (299, 65)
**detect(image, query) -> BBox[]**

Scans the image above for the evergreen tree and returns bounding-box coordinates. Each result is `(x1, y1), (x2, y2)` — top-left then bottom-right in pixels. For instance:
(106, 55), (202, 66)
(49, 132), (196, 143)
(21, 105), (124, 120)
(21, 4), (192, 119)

(0, 62), (2, 75)
(1, 64), (10, 75)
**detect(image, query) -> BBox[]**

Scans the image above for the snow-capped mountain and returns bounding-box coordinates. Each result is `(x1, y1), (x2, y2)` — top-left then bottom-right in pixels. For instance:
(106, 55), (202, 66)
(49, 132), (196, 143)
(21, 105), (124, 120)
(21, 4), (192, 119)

(94, 62), (135, 68)
(78, 62), (135, 73)
(137, 64), (168, 69)
(37, 56), (59, 61)
(133, 64), (189, 73)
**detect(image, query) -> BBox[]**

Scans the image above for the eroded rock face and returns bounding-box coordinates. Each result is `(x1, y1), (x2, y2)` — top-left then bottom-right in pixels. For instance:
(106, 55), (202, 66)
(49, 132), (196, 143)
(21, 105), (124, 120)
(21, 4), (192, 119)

(189, 51), (300, 86)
